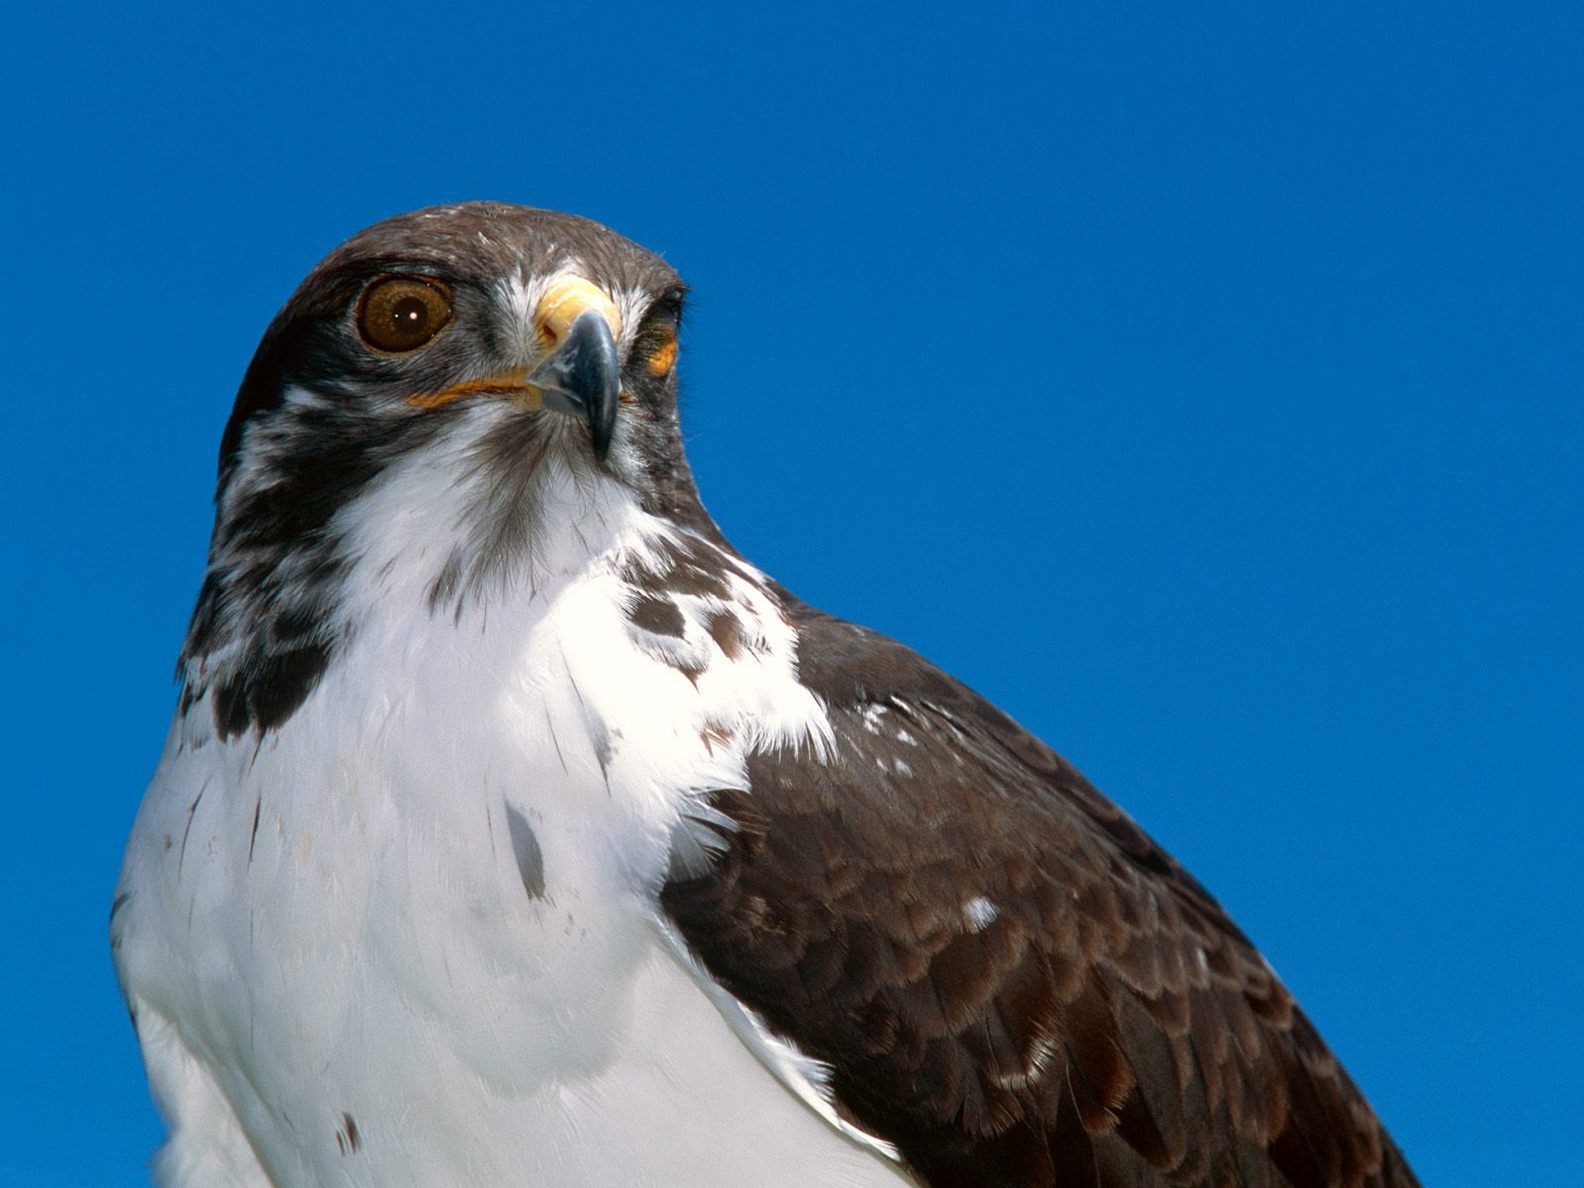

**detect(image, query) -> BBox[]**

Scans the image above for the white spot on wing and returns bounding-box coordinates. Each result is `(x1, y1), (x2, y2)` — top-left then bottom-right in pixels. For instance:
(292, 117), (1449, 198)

(963, 897), (999, 932)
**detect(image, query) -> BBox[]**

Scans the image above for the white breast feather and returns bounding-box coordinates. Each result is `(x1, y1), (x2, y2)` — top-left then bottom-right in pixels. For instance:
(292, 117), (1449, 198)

(113, 426), (909, 1187)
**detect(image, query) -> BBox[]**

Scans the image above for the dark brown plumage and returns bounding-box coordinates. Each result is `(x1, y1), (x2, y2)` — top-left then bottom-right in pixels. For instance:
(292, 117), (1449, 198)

(664, 602), (1419, 1188)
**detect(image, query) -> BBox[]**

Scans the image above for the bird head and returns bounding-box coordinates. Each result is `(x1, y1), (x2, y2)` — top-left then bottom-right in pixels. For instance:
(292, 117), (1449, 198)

(217, 201), (693, 524)
(183, 204), (706, 733)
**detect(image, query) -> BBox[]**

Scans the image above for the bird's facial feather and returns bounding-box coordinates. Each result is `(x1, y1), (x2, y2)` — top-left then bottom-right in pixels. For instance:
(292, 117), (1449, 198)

(208, 205), (691, 561)
(219, 205), (685, 483)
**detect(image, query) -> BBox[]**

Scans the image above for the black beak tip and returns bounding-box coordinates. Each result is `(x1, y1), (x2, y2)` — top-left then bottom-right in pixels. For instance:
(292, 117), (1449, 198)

(588, 383), (617, 461)
(534, 310), (621, 460)
(570, 312), (620, 461)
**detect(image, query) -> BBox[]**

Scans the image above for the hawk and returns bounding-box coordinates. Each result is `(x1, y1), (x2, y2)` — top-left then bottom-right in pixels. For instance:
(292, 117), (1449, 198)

(113, 203), (1418, 1187)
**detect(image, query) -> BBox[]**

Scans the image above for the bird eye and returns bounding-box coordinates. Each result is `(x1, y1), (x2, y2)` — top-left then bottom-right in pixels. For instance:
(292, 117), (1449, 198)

(633, 308), (679, 377)
(357, 276), (453, 353)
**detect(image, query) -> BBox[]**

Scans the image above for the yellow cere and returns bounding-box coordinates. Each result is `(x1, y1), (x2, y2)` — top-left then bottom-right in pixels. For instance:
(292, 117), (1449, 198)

(535, 275), (622, 349)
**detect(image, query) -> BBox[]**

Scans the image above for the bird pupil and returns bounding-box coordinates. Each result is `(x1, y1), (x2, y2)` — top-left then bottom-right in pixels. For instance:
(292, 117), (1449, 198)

(393, 296), (428, 332)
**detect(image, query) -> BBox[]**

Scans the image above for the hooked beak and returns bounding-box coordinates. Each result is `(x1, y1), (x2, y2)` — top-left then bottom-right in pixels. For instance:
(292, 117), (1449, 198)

(527, 308), (620, 460)
(405, 275), (622, 460)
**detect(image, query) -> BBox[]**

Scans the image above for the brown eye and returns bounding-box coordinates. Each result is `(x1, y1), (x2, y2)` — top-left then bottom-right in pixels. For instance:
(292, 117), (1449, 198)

(357, 276), (453, 353)
(634, 309), (679, 377)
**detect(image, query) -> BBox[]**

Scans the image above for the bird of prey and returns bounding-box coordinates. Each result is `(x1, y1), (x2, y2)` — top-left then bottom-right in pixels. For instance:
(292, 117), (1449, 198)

(113, 202), (1418, 1188)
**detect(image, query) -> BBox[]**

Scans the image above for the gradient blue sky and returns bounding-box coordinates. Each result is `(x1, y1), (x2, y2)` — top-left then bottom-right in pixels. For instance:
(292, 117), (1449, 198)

(3, 3), (1579, 1184)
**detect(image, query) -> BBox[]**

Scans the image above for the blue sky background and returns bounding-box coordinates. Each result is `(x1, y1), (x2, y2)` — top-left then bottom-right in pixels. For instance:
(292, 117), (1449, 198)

(2, 3), (1579, 1184)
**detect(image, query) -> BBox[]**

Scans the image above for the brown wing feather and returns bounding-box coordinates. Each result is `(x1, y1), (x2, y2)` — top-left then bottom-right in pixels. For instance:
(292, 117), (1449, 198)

(661, 604), (1417, 1188)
